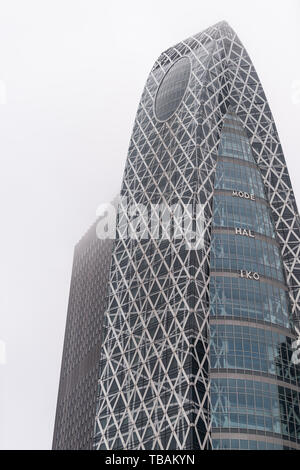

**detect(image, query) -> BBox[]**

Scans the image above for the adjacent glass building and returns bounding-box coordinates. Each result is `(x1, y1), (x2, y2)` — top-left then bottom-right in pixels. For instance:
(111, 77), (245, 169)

(52, 217), (114, 449)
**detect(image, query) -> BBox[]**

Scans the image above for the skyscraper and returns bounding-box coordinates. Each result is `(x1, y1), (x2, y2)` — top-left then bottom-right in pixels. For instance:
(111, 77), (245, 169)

(93, 21), (300, 450)
(53, 217), (113, 449)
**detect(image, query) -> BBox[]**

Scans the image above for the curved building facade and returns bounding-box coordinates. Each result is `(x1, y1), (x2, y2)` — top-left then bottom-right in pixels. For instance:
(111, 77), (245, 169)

(93, 21), (300, 450)
(210, 110), (300, 449)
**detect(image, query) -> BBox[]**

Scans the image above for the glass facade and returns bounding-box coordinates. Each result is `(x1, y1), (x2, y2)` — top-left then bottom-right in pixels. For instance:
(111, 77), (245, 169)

(211, 378), (300, 443)
(154, 57), (191, 122)
(214, 161), (266, 198)
(212, 438), (292, 450)
(210, 324), (299, 385)
(210, 276), (290, 327)
(213, 195), (275, 238)
(211, 233), (283, 281)
(52, 217), (114, 449)
(210, 111), (300, 449)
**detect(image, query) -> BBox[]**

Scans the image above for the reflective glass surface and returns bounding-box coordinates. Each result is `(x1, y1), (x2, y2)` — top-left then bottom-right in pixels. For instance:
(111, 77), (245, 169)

(210, 276), (290, 327)
(213, 194), (275, 238)
(218, 114), (253, 162)
(210, 111), (299, 449)
(211, 232), (284, 281)
(214, 161), (266, 198)
(211, 378), (300, 440)
(210, 324), (299, 386)
(154, 57), (191, 122)
(212, 439), (290, 450)
(218, 135), (252, 162)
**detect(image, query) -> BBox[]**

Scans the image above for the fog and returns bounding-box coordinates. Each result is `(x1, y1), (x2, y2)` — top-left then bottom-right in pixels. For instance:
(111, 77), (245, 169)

(0, 0), (299, 449)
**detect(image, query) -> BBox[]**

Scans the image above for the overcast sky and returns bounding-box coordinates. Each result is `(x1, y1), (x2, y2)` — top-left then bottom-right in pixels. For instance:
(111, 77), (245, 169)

(0, 0), (299, 450)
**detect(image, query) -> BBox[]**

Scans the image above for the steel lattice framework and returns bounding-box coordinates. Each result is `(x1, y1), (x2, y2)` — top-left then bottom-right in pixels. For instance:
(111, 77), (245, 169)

(94, 21), (300, 450)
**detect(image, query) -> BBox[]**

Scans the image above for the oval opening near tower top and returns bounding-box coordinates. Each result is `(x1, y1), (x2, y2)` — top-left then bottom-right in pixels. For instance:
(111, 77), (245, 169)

(154, 57), (191, 122)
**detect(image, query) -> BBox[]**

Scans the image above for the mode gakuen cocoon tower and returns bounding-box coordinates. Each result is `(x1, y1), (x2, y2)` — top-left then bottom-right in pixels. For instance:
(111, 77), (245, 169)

(91, 21), (300, 450)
